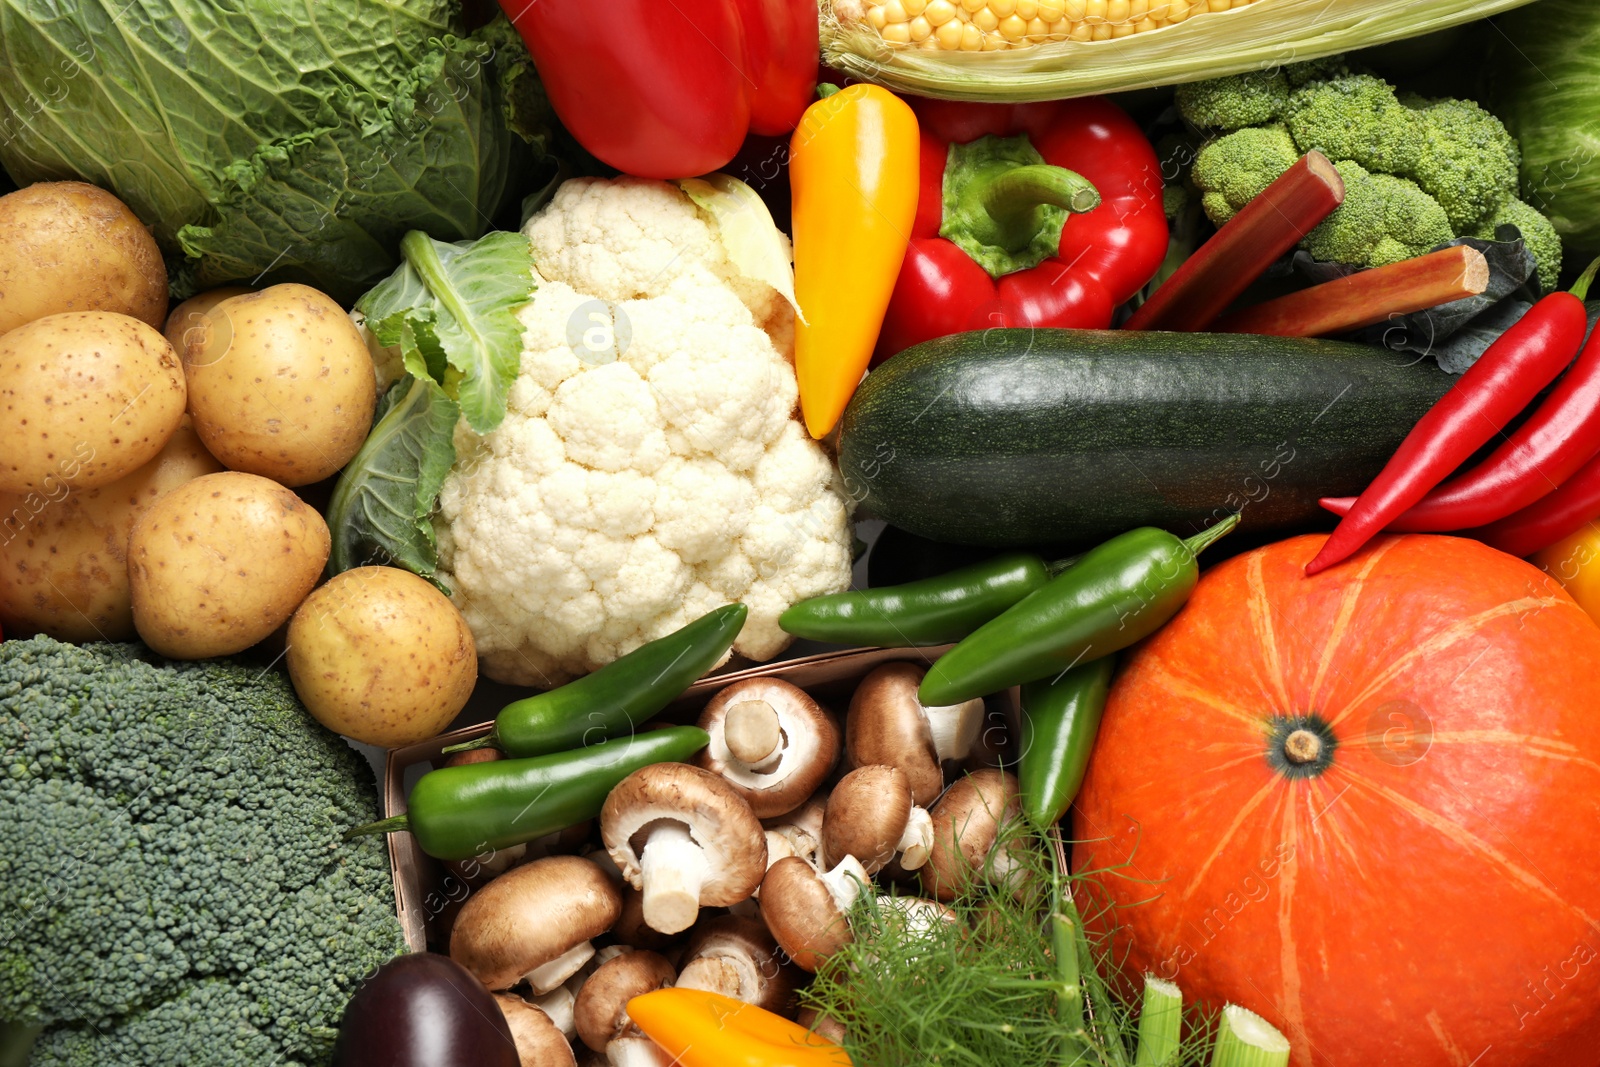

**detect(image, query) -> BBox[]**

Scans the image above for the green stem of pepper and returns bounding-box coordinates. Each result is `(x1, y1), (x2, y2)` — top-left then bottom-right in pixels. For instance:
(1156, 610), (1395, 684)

(445, 604), (745, 758)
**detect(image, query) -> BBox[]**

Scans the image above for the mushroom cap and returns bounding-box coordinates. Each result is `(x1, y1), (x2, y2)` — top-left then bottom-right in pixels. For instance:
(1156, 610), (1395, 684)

(573, 950), (675, 1053)
(676, 914), (797, 1014)
(822, 765), (913, 874)
(601, 763), (767, 908)
(450, 855), (622, 990)
(846, 662), (944, 807)
(494, 993), (578, 1067)
(760, 856), (856, 973)
(922, 769), (1021, 902)
(696, 678), (840, 819)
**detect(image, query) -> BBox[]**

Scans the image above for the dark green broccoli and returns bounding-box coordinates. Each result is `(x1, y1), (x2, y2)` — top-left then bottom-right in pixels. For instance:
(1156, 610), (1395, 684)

(1284, 73), (1420, 175)
(1401, 95), (1521, 231)
(1190, 125), (1301, 224)
(1301, 161), (1388, 266)
(1472, 198), (1565, 292)
(0, 638), (407, 1067)
(1176, 69), (1289, 131)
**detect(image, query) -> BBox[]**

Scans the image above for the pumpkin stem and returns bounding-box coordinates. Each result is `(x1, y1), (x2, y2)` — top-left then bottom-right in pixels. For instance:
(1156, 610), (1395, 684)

(1282, 729), (1323, 765)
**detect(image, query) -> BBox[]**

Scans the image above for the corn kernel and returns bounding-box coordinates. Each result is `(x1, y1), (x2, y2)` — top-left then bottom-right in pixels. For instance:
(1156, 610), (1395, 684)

(920, 33), (940, 47)
(1133, 15), (1157, 30)
(925, 0), (959, 23)
(1107, 0), (1130, 23)
(961, 0), (988, 10)
(961, 22), (985, 47)
(1017, 0), (1039, 17)
(909, 14), (934, 38)
(935, 17), (965, 45)
(997, 13), (1026, 39)
(1209, 0), (1230, 9)
(1084, 0), (1107, 24)
(868, 4), (889, 27)
(1038, 0), (1066, 17)
(1167, 0), (1189, 20)
(990, 0), (1017, 14)
(882, 19), (912, 40)
(904, 0), (928, 13)
(981, 30), (1008, 48)
(973, 6), (1000, 30)
(882, 0), (908, 21)
(1146, 0), (1170, 16)
(1131, 0), (1147, 15)
(1047, 16), (1071, 37)
(1091, 20), (1112, 37)
(1111, 18), (1134, 34)
(1064, 0), (1088, 19)
(1025, 15), (1049, 38)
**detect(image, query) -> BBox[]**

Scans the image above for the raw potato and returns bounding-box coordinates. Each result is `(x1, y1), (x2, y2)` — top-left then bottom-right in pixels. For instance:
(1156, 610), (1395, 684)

(163, 286), (252, 353)
(0, 181), (168, 335)
(287, 566), (477, 747)
(0, 311), (187, 494)
(181, 283), (377, 486)
(0, 418), (222, 641)
(128, 471), (330, 659)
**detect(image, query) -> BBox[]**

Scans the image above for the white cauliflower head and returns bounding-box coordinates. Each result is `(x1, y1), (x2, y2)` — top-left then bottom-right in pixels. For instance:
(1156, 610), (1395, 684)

(435, 177), (853, 687)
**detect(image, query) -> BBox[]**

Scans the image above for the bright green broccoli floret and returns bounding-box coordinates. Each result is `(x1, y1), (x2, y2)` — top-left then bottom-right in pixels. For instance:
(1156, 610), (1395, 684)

(1473, 197), (1564, 292)
(1401, 95), (1521, 231)
(1191, 125), (1300, 225)
(1176, 69), (1289, 131)
(1284, 73), (1420, 175)
(0, 638), (407, 1067)
(1368, 173), (1454, 265)
(1301, 161), (1389, 266)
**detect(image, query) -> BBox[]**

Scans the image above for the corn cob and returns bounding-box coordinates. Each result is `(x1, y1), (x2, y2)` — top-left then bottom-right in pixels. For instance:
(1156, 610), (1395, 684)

(844, 0), (1259, 52)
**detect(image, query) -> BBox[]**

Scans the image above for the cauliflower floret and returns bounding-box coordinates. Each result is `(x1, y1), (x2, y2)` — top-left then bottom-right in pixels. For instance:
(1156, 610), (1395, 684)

(435, 178), (853, 686)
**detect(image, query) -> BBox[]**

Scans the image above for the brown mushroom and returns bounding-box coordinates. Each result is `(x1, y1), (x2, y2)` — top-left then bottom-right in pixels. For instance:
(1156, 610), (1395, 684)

(759, 854), (869, 973)
(822, 765), (933, 874)
(674, 914), (797, 1015)
(696, 679), (840, 818)
(796, 1005), (848, 1045)
(922, 768), (1022, 902)
(450, 855), (623, 992)
(494, 993), (578, 1067)
(846, 662), (984, 807)
(600, 763), (767, 935)
(761, 789), (829, 870)
(610, 886), (679, 952)
(572, 949), (676, 1067)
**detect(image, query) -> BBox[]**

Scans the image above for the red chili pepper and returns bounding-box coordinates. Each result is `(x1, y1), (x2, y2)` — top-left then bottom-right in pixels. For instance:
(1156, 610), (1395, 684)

(1305, 267), (1597, 576)
(499, 0), (817, 179)
(1468, 450), (1600, 558)
(873, 97), (1167, 364)
(1321, 294), (1600, 533)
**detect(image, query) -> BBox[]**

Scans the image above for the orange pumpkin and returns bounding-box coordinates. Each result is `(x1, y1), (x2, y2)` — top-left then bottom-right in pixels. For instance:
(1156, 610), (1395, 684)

(1074, 534), (1600, 1067)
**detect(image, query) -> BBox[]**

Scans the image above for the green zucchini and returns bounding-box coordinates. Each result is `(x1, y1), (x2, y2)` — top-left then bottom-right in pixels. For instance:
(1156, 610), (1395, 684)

(837, 329), (1453, 547)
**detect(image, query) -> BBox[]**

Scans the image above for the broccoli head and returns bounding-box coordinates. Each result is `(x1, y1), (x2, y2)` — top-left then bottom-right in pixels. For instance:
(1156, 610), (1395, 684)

(1301, 160), (1388, 266)
(1176, 69), (1289, 131)
(1472, 198), (1565, 293)
(1401, 95), (1521, 231)
(1191, 125), (1300, 226)
(1368, 173), (1454, 266)
(0, 638), (407, 1067)
(1284, 73), (1420, 175)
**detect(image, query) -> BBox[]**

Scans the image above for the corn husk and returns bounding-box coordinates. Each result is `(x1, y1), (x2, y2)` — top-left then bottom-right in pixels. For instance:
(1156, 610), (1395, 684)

(822, 0), (1541, 102)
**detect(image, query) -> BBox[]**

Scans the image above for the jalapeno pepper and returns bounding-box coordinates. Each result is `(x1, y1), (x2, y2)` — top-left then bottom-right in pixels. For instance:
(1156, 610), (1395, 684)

(1018, 658), (1115, 831)
(918, 515), (1238, 706)
(345, 726), (710, 861)
(778, 552), (1058, 647)
(446, 604), (745, 758)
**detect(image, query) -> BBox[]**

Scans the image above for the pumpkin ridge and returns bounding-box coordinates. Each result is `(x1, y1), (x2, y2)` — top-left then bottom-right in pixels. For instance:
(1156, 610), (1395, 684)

(1425, 730), (1600, 774)
(1276, 796), (1309, 1056)
(1141, 659), (1263, 728)
(1339, 766), (1597, 927)
(1327, 594), (1571, 729)
(1307, 537), (1401, 709)
(1306, 780), (1369, 882)
(1247, 552), (1295, 711)
(1179, 776), (1281, 904)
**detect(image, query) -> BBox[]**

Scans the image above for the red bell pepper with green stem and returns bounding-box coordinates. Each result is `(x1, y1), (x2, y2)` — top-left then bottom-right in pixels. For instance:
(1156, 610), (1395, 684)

(1306, 260), (1600, 576)
(498, 0), (817, 179)
(874, 97), (1167, 364)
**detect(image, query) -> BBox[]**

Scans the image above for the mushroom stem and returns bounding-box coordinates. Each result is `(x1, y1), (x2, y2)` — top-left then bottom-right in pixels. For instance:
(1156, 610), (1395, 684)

(609, 1031), (674, 1067)
(924, 698), (984, 763)
(638, 823), (709, 935)
(530, 984), (577, 1037)
(819, 855), (870, 912)
(763, 829), (798, 870)
(897, 806), (934, 870)
(524, 940), (595, 994)
(724, 700), (783, 765)
(676, 951), (760, 1002)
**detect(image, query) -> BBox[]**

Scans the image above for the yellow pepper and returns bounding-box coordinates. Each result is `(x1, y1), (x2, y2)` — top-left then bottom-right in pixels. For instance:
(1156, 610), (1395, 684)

(627, 988), (853, 1067)
(790, 84), (920, 439)
(1532, 523), (1600, 627)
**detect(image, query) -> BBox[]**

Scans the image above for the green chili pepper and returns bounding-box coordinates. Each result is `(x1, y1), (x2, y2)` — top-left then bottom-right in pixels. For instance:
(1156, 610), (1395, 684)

(346, 726), (710, 861)
(918, 515), (1239, 706)
(778, 552), (1061, 647)
(1019, 658), (1114, 830)
(446, 604), (746, 758)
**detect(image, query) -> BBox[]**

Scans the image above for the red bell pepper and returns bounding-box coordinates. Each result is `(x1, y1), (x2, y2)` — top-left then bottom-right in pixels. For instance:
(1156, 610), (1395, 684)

(499, 0), (817, 180)
(874, 97), (1167, 363)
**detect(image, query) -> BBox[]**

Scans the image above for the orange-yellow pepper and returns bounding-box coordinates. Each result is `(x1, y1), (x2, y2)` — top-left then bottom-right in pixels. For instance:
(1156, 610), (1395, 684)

(1533, 522), (1600, 627)
(627, 988), (852, 1067)
(790, 84), (919, 439)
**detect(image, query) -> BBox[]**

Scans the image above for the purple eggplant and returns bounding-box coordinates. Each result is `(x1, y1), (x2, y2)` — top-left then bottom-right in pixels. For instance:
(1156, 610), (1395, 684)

(334, 953), (519, 1067)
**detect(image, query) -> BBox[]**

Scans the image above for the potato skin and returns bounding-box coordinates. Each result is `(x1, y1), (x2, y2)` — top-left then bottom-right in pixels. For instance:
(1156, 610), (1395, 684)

(0, 181), (168, 335)
(287, 566), (477, 747)
(128, 471), (330, 659)
(0, 418), (222, 641)
(181, 283), (377, 487)
(163, 285), (252, 354)
(0, 311), (187, 494)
